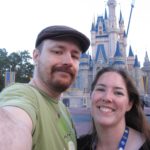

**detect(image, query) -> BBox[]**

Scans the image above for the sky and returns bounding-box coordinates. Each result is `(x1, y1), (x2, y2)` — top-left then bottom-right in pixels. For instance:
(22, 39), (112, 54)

(0, 0), (149, 66)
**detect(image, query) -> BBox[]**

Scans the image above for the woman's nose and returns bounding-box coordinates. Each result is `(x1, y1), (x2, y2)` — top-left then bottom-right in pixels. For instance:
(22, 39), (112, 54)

(102, 91), (113, 102)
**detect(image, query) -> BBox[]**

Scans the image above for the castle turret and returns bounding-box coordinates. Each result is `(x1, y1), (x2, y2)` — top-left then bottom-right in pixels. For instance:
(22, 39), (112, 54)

(119, 10), (124, 31)
(133, 55), (144, 94)
(91, 19), (96, 59)
(107, 0), (117, 28)
(104, 8), (109, 31)
(123, 31), (127, 47)
(113, 41), (125, 68)
(78, 53), (90, 92)
(127, 45), (134, 71)
(107, 0), (118, 58)
(142, 51), (150, 94)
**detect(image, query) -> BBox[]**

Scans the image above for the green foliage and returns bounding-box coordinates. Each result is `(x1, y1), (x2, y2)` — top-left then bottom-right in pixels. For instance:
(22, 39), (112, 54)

(0, 49), (34, 91)
(0, 48), (9, 90)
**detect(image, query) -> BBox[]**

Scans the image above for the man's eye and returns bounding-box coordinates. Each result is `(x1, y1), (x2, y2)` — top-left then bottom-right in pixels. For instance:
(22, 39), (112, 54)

(52, 50), (62, 54)
(72, 55), (80, 60)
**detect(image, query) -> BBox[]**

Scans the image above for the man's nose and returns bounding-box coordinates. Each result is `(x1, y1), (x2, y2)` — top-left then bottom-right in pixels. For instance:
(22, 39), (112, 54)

(62, 53), (73, 65)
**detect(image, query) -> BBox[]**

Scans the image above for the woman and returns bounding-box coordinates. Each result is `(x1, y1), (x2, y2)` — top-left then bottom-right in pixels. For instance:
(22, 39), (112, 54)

(78, 67), (150, 150)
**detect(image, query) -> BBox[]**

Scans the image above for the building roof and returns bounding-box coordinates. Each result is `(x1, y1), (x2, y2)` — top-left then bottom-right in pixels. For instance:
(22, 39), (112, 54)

(134, 55), (140, 67)
(95, 44), (107, 62)
(128, 45), (134, 57)
(114, 41), (122, 57)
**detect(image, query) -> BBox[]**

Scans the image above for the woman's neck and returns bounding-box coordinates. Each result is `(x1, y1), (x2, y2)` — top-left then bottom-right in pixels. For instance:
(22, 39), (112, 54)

(96, 124), (126, 150)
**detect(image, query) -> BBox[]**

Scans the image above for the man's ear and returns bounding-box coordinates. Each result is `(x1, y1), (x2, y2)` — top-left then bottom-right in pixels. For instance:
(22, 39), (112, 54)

(33, 49), (40, 64)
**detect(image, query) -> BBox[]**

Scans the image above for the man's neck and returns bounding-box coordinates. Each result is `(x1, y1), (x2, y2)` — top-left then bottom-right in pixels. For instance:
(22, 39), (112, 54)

(29, 79), (61, 100)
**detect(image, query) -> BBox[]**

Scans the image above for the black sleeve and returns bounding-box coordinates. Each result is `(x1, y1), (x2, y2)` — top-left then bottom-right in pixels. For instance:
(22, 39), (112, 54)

(139, 140), (150, 150)
(77, 134), (93, 150)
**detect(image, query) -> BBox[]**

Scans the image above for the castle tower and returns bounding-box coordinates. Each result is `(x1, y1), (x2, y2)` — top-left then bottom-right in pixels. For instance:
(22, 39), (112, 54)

(142, 51), (150, 94)
(91, 21), (96, 59)
(107, 0), (118, 58)
(127, 45), (135, 71)
(61, 0), (148, 108)
(132, 55), (144, 94)
(118, 11), (127, 60)
(113, 41), (125, 68)
(78, 53), (90, 92)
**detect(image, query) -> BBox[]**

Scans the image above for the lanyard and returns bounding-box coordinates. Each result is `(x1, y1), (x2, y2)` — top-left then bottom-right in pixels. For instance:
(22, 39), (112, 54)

(118, 127), (129, 150)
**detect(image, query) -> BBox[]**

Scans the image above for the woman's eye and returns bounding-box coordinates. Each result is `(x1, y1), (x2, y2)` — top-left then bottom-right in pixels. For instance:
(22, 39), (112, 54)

(96, 88), (105, 92)
(115, 91), (124, 96)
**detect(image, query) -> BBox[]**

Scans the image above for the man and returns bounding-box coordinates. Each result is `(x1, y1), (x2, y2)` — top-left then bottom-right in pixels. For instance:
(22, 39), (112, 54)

(0, 25), (90, 150)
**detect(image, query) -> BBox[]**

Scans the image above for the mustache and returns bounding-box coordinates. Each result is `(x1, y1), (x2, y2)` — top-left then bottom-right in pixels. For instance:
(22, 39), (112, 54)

(52, 65), (75, 76)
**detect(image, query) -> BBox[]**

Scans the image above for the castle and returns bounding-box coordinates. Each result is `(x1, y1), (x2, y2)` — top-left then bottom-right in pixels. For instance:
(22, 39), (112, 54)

(61, 0), (150, 108)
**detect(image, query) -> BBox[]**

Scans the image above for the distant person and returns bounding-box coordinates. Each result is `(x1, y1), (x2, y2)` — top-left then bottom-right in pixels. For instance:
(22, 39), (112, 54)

(0, 25), (90, 150)
(78, 67), (150, 150)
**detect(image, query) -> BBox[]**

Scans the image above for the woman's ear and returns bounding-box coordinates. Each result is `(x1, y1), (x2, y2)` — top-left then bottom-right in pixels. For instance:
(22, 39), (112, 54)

(126, 101), (133, 112)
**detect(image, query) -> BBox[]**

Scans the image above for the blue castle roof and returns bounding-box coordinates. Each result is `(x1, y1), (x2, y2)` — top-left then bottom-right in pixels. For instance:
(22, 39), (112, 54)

(95, 44), (107, 62)
(95, 16), (106, 32)
(113, 41), (125, 65)
(91, 22), (95, 31)
(128, 46), (134, 57)
(123, 31), (127, 38)
(114, 41), (122, 57)
(134, 55), (140, 67)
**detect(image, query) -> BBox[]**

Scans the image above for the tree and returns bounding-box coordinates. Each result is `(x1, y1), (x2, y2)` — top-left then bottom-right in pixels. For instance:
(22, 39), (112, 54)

(8, 50), (34, 83)
(0, 49), (34, 91)
(0, 48), (9, 91)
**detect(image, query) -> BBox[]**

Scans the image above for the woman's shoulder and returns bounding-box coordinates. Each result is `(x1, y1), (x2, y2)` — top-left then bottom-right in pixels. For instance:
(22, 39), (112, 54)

(129, 127), (150, 150)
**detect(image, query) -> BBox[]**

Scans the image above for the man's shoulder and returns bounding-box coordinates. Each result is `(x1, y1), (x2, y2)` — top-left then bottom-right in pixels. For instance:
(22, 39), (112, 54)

(2, 83), (29, 90)
(0, 83), (38, 99)
(2, 83), (35, 93)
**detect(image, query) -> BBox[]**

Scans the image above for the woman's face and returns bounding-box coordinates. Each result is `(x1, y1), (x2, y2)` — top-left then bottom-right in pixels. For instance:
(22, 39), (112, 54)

(91, 72), (133, 127)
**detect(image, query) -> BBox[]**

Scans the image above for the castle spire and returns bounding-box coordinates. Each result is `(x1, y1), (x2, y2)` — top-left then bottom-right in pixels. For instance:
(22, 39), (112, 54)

(114, 41), (122, 57)
(91, 22), (95, 31)
(143, 51), (150, 68)
(128, 45), (134, 57)
(105, 8), (108, 19)
(144, 51), (150, 62)
(134, 55), (140, 67)
(107, 0), (117, 28)
(107, 0), (118, 58)
(119, 10), (124, 24)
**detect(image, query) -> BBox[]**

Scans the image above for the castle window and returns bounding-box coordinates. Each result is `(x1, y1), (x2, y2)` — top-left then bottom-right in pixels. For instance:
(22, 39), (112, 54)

(99, 26), (102, 34)
(99, 31), (102, 34)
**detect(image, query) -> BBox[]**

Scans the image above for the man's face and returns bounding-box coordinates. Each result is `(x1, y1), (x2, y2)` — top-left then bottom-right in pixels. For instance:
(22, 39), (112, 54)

(33, 39), (81, 93)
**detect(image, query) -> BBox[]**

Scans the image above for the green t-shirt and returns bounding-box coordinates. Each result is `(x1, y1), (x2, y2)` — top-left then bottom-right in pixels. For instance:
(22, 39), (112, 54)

(0, 83), (77, 150)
